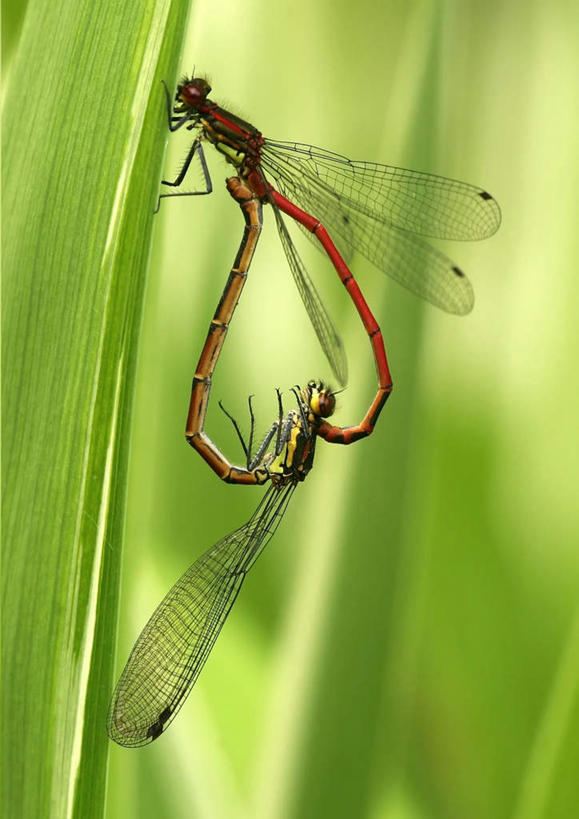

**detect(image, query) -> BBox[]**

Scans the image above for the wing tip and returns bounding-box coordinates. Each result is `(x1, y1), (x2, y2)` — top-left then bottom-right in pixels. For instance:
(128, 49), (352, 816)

(478, 190), (502, 238)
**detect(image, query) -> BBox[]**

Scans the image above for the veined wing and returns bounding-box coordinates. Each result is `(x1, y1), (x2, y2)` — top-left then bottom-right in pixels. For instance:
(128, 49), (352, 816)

(107, 482), (296, 747)
(262, 143), (497, 314)
(262, 140), (501, 241)
(267, 183), (348, 386)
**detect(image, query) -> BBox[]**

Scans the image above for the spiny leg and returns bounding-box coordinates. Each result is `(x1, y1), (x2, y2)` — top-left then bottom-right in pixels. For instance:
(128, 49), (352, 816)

(162, 80), (193, 133)
(273, 388), (285, 456)
(155, 81), (214, 212)
(247, 391), (286, 470)
(217, 394), (280, 471)
(291, 385), (311, 435)
(160, 139), (212, 193)
(247, 394), (256, 463)
(218, 398), (250, 462)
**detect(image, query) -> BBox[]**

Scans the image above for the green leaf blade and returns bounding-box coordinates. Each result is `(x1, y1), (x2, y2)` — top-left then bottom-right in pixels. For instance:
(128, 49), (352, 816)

(2, 1), (190, 815)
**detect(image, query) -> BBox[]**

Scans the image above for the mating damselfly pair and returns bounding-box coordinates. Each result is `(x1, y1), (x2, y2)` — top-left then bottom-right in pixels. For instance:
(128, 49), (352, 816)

(107, 74), (500, 746)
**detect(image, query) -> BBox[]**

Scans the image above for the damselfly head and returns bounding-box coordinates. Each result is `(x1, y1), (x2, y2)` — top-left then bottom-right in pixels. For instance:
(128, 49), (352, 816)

(303, 380), (336, 419)
(177, 76), (212, 109)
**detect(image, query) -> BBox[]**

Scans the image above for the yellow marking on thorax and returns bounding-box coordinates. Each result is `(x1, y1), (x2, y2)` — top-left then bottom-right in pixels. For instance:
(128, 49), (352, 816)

(202, 119), (246, 168)
(285, 422), (302, 470)
(266, 417), (302, 478)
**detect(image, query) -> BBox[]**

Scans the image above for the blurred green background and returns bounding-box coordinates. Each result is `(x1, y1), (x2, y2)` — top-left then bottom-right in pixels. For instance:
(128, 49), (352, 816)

(5, 0), (579, 817)
(109, 2), (579, 817)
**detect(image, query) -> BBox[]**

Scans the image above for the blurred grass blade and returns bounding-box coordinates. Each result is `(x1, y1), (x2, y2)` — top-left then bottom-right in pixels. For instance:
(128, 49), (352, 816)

(513, 607), (579, 819)
(2, 0), (190, 816)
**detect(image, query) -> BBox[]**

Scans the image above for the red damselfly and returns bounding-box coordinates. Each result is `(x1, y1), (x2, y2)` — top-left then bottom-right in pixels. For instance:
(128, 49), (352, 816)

(160, 74), (501, 389)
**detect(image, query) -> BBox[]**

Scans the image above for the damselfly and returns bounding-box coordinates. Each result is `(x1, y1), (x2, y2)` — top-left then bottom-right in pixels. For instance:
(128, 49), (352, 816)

(108, 380), (337, 747)
(160, 74), (501, 387)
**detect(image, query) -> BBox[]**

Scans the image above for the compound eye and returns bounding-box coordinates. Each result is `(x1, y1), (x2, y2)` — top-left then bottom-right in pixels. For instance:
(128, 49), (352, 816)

(181, 83), (204, 106)
(310, 388), (336, 418)
(318, 390), (336, 418)
(179, 78), (211, 107)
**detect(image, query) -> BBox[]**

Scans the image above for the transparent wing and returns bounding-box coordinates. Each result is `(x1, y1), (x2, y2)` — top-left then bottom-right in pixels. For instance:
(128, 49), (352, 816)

(269, 194), (348, 385)
(107, 483), (296, 747)
(262, 141), (501, 314)
(263, 140), (501, 240)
